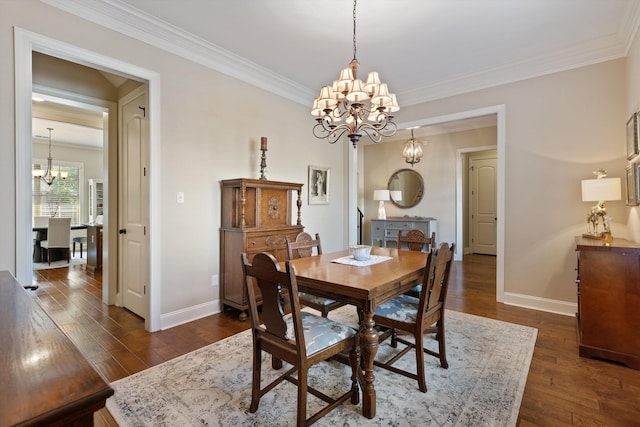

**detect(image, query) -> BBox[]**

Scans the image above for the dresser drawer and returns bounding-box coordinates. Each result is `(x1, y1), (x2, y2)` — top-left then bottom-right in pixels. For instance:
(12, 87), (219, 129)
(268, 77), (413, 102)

(385, 221), (415, 231)
(247, 230), (300, 252)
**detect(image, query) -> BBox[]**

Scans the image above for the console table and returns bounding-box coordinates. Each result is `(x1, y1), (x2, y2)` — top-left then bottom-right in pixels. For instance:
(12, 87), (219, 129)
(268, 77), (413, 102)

(371, 217), (437, 248)
(0, 270), (113, 425)
(575, 236), (640, 369)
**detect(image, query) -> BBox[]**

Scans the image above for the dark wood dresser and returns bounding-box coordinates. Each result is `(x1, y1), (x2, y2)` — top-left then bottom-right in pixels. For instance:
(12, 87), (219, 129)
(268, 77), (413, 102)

(575, 236), (640, 369)
(0, 271), (113, 426)
(220, 178), (303, 319)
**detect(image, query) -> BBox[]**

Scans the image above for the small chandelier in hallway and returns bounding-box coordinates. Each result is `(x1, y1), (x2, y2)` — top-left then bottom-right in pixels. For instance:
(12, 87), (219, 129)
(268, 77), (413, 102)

(311, 0), (400, 148)
(402, 128), (424, 167)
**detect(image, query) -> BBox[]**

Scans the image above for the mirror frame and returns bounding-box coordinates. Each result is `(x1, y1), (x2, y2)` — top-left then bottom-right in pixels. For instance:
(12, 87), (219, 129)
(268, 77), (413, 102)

(387, 168), (424, 208)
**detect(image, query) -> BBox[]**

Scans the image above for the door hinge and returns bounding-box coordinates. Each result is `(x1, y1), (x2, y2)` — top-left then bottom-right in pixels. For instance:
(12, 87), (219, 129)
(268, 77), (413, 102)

(144, 285), (146, 295)
(144, 226), (146, 235)
(139, 106), (146, 118)
(143, 167), (146, 177)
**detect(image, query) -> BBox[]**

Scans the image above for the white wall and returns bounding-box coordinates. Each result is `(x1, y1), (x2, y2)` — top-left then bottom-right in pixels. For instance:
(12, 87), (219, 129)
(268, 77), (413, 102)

(625, 19), (640, 242)
(398, 59), (627, 308)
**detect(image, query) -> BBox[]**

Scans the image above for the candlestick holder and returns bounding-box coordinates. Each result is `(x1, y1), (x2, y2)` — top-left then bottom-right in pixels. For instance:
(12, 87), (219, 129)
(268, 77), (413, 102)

(259, 148), (267, 180)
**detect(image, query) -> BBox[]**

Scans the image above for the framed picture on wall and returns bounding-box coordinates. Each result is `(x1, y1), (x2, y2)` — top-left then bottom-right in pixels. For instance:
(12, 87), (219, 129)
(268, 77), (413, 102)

(625, 164), (639, 206)
(626, 113), (639, 160)
(308, 165), (330, 205)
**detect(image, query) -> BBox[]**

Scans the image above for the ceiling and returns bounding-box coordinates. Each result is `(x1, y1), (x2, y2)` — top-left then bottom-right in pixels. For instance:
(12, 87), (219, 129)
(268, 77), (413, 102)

(37, 0), (640, 144)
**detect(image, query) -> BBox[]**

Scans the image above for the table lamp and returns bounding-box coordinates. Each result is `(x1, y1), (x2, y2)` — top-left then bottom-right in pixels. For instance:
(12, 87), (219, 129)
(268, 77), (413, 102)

(581, 169), (621, 240)
(374, 189), (390, 220)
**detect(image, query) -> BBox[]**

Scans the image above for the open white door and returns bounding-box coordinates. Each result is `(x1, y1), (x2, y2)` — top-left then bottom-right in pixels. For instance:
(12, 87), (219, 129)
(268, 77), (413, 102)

(118, 87), (149, 318)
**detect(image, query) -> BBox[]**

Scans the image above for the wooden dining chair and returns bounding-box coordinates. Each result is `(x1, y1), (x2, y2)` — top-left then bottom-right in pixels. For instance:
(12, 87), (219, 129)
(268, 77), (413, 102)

(40, 217), (71, 265)
(373, 241), (455, 393)
(398, 229), (436, 297)
(397, 229), (436, 252)
(241, 252), (360, 426)
(286, 232), (347, 317)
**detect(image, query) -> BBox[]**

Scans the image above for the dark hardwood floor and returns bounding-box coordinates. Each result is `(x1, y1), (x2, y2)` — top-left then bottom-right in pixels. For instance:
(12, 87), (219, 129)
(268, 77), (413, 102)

(29, 254), (640, 426)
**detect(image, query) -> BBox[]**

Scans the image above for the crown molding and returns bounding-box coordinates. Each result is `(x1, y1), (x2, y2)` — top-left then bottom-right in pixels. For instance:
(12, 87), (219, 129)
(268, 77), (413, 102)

(42, 0), (640, 108)
(40, 0), (315, 105)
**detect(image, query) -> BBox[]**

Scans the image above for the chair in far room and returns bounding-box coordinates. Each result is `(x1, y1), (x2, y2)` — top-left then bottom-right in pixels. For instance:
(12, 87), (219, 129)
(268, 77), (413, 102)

(40, 217), (71, 265)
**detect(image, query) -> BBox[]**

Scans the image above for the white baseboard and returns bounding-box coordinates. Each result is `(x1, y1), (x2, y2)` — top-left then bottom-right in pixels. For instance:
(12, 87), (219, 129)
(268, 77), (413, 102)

(502, 292), (576, 317)
(159, 299), (222, 330)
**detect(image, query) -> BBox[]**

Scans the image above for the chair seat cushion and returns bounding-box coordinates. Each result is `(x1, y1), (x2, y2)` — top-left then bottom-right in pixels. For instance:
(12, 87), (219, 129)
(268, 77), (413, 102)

(374, 294), (420, 323)
(299, 292), (338, 307)
(284, 311), (356, 356)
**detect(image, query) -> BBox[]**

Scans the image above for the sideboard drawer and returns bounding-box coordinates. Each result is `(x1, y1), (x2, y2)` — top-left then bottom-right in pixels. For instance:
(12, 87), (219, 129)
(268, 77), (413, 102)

(371, 217), (437, 248)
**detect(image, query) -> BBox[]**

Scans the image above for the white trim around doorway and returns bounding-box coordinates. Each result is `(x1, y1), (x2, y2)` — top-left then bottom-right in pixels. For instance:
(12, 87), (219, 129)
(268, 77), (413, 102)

(14, 27), (162, 332)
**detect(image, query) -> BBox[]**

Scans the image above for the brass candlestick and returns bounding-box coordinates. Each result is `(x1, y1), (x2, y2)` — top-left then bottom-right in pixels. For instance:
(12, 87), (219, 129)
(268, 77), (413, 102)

(259, 137), (268, 180)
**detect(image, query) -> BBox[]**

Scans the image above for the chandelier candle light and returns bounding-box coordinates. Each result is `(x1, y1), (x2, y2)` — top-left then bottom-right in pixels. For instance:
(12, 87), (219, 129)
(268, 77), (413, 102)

(33, 127), (67, 186)
(374, 189), (390, 220)
(312, 0), (400, 148)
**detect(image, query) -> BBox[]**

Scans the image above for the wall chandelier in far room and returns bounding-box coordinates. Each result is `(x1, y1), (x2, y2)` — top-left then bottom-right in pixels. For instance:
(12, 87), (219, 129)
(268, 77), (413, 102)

(33, 127), (67, 186)
(402, 127), (424, 167)
(311, 0), (400, 148)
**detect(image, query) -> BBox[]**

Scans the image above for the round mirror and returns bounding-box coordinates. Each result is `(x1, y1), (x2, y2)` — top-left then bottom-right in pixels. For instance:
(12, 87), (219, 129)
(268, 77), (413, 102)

(388, 169), (424, 208)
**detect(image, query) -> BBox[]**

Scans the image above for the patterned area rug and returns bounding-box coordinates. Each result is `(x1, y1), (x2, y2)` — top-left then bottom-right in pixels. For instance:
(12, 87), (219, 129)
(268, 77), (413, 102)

(106, 307), (537, 426)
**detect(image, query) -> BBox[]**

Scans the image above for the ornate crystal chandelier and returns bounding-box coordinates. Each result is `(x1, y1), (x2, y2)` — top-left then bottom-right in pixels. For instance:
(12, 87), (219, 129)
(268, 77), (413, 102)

(33, 127), (67, 186)
(402, 128), (424, 167)
(312, 0), (400, 148)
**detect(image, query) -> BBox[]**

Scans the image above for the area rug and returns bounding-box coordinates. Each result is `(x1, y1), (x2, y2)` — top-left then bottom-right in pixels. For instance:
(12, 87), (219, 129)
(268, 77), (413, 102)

(33, 256), (86, 270)
(106, 307), (537, 426)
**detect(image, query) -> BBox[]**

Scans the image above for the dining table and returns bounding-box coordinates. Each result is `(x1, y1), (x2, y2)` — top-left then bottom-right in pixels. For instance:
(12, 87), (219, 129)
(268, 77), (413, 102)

(32, 224), (88, 262)
(287, 246), (428, 420)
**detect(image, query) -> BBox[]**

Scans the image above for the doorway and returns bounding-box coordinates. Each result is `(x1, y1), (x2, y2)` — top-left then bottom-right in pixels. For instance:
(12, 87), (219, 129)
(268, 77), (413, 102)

(14, 28), (162, 331)
(386, 105), (505, 303)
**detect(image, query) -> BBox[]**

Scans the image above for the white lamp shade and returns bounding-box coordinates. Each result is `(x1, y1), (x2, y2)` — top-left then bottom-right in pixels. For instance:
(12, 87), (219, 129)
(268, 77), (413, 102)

(373, 189), (390, 201)
(390, 190), (402, 201)
(581, 178), (621, 202)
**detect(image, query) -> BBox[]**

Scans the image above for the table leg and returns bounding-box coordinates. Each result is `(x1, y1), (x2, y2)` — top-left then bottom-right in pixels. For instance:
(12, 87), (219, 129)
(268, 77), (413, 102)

(360, 308), (378, 419)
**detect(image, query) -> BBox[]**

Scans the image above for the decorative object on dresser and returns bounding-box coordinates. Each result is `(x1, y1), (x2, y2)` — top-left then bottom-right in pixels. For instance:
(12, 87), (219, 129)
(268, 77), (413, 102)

(626, 112), (639, 160)
(580, 169), (621, 240)
(308, 165), (330, 204)
(626, 163), (640, 206)
(371, 216), (437, 248)
(373, 189), (390, 219)
(574, 236), (640, 369)
(259, 136), (268, 180)
(388, 169), (424, 208)
(220, 178), (303, 320)
(402, 127), (424, 167)
(311, 0), (399, 148)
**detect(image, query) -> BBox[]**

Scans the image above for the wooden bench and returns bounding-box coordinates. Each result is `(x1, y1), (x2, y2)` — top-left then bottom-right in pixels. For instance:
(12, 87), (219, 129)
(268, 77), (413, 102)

(0, 270), (114, 426)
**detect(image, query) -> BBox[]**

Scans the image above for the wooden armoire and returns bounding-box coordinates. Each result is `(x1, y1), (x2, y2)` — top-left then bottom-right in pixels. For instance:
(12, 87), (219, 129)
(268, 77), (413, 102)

(220, 178), (303, 319)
